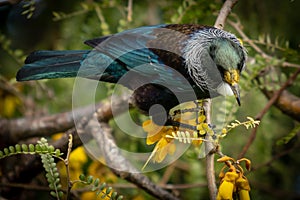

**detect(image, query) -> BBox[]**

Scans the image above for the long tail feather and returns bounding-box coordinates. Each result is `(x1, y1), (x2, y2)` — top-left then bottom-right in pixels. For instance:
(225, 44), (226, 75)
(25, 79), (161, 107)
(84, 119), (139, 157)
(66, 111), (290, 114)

(16, 50), (90, 81)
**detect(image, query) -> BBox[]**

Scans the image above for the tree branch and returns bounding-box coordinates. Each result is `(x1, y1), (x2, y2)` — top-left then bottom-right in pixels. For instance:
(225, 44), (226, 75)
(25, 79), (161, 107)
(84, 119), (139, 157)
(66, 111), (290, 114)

(238, 68), (300, 158)
(228, 19), (300, 69)
(203, 99), (217, 200)
(262, 89), (300, 122)
(0, 103), (99, 145)
(214, 0), (238, 29)
(1, 92), (179, 200)
(227, 15), (300, 158)
(0, 96), (129, 198)
(88, 112), (180, 200)
(204, 1), (240, 199)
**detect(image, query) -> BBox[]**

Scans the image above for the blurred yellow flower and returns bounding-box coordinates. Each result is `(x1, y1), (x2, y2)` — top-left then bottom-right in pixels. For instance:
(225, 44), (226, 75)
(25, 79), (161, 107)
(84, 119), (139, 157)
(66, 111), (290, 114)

(142, 102), (213, 168)
(152, 137), (176, 163)
(142, 119), (176, 170)
(142, 119), (174, 145)
(57, 146), (88, 189)
(0, 94), (21, 117)
(81, 190), (112, 200)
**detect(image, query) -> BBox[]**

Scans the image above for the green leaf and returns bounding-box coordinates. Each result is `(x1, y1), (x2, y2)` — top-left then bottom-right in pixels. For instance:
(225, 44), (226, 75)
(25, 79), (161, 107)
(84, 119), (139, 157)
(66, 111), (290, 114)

(94, 178), (100, 187)
(106, 186), (112, 194)
(4, 148), (9, 155)
(50, 191), (57, 197)
(99, 182), (107, 190)
(35, 144), (42, 153)
(58, 191), (64, 197)
(22, 144), (28, 152)
(55, 149), (61, 157)
(117, 196), (124, 200)
(48, 145), (55, 153)
(79, 174), (86, 181)
(9, 146), (15, 153)
(276, 124), (300, 145)
(87, 175), (93, 184)
(15, 144), (21, 152)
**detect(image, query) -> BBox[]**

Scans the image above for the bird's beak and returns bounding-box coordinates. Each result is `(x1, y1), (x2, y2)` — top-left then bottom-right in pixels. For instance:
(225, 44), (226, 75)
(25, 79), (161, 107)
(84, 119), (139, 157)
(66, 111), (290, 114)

(230, 83), (241, 106)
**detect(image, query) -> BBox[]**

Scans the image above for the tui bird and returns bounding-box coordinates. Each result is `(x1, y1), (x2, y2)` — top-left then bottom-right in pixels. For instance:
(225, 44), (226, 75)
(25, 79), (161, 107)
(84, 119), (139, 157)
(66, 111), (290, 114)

(16, 24), (247, 125)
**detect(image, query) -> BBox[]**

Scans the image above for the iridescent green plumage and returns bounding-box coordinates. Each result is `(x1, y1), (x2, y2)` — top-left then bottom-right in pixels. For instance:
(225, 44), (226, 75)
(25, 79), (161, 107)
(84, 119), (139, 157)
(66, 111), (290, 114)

(16, 24), (246, 124)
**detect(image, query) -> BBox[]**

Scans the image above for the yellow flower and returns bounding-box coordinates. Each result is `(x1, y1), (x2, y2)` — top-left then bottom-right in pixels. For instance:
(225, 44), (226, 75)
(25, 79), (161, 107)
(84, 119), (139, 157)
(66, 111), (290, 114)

(142, 119), (176, 169)
(236, 175), (250, 191)
(236, 175), (251, 200)
(81, 190), (112, 200)
(142, 137), (175, 170)
(152, 137), (176, 163)
(238, 189), (250, 200)
(217, 171), (239, 200)
(143, 119), (171, 145)
(56, 146), (88, 189)
(217, 156), (252, 200)
(191, 137), (203, 146)
(142, 102), (212, 168)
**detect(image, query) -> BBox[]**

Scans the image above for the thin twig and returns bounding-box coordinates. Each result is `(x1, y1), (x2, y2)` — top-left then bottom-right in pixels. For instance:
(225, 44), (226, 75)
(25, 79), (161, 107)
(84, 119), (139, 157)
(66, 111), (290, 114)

(238, 68), (300, 158)
(73, 182), (207, 191)
(0, 182), (56, 191)
(127, 0), (133, 22)
(228, 19), (300, 69)
(65, 134), (73, 200)
(251, 143), (299, 171)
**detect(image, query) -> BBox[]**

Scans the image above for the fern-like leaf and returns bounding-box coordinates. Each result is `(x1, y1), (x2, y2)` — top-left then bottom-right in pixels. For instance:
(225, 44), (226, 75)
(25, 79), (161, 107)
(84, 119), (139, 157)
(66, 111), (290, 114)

(166, 131), (207, 144)
(77, 174), (123, 200)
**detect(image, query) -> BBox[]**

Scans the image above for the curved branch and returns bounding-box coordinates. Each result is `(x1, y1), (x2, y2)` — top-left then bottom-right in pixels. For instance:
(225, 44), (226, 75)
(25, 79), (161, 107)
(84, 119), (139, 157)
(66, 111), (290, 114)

(0, 104), (96, 145)
(262, 89), (300, 122)
(0, 95), (130, 146)
(214, 0), (238, 29)
(238, 68), (300, 159)
(0, 96), (129, 198)
(228, 19), (300, 69)
(1, 94), (179, 200)
(88, 113), (180, 200)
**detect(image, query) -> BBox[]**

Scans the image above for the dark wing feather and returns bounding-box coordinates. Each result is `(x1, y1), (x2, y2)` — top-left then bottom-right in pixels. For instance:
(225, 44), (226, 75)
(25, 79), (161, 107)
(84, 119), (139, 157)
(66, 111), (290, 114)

(82, 24), (200, 91)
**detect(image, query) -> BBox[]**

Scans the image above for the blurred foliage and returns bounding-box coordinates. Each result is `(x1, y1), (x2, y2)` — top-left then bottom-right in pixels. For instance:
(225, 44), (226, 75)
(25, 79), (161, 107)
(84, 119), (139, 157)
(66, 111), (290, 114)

(1, 0), (300, 199)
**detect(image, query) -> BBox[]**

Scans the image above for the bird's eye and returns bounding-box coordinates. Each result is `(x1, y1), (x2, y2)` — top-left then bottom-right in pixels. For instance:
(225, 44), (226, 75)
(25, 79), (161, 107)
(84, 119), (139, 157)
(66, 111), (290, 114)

(210, 44), (216, 52)
(237, 60), (245, 71)
(209, 45), (216, 60)
(216, 64), (224, 72)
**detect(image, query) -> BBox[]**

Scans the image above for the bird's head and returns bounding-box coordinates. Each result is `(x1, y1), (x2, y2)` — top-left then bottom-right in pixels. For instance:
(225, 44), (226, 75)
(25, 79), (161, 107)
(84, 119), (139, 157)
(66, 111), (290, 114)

(209, 37), (246, 106)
